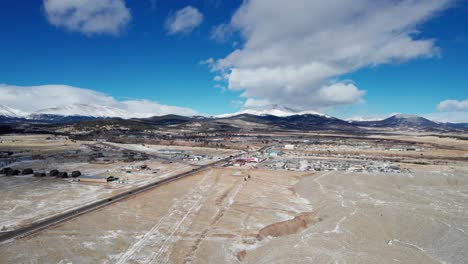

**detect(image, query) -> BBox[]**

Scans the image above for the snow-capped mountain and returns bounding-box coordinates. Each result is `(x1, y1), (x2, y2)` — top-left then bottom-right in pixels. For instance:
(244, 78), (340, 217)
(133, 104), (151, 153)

(0, 105), (27, 118)
(383, 114), (439, 128)
(0, 103), (196, 122)
(0, 103), (466, 131)
(29, 104), (132, 119)
(347, 115), (393, 122)
(216, 104), (328, 118)
(352, 114), (439, 129)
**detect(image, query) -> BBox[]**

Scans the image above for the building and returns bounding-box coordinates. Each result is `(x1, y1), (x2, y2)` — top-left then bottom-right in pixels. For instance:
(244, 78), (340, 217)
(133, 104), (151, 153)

(78, 175), (118, 183)
(191, 155), (207, 161)
(245, 157), (259, 163)
(234, 159), (246, 166)
(158, 149), (185, 155)
(266, 150), (282, 157)
(284, 144), (295, 150)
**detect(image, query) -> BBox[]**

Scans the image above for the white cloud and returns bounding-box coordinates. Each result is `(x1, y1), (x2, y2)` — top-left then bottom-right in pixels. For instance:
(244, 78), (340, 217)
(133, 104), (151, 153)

(317, 83), (366, 105)
(422, 112), (468, 123)
(243, 98), (273, 109)
(43, 0), (131, 35)
(211, 0), (451, 110)
(437, 99), (468, 111)
(430, 99), (468, 122)
(0, 84), (199, 117)
(200, 58), (215, 67)
(211, 23), (232, 42)
(165, 6), (203, 35)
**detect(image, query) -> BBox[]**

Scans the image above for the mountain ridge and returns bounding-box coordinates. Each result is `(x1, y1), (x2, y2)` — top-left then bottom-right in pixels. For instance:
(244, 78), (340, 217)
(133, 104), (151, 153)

(352, 114), (439, 129)
(0, 104), (466, 131)
(216, 104), (328, 118)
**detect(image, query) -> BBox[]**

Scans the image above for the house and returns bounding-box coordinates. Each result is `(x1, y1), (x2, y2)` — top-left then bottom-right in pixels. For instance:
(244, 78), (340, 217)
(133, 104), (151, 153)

(284, 144), (295, 150)
(266, 150), (281, 157)
(78, 175), (118, 183)
(192, 155), (207, 161)
(245, 157), (259, 163)
(234, 159), (246, 166)
(158, 149), (185, 155)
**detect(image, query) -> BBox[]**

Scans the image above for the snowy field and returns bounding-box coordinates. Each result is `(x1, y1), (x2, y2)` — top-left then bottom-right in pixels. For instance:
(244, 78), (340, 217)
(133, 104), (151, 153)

(2, 165), (467, 263)
(0, 160), (194, 232)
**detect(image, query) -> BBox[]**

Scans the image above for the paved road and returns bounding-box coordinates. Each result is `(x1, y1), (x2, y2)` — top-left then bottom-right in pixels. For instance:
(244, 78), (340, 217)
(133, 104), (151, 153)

(0, 150), (251, 244)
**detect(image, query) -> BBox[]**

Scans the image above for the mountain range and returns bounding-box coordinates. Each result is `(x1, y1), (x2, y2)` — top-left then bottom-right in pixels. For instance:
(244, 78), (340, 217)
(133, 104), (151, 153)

(215, 104), (328, 118)
(0, 105), (27, 118)
(0, 103), (466, 131)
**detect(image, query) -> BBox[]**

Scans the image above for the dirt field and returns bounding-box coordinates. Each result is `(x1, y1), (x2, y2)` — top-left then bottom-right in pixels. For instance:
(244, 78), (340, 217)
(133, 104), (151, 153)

(1, 165), (467, 263)
(0, 134), (83, 154)
(0, 161), (194, 231)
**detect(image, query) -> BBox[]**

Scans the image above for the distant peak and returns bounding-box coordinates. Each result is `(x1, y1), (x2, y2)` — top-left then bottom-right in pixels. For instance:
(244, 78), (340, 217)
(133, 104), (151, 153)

(0, 105), (27, 118)
(216, 104), (327, 118)
(393, 114), (420, 119)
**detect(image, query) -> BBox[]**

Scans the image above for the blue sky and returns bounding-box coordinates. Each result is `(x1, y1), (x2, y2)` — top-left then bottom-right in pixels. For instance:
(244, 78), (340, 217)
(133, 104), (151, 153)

(0, 0), (467, 121)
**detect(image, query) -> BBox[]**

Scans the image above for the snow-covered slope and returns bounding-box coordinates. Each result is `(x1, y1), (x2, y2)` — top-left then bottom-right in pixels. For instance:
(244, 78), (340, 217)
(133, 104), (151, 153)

(216, 104), (328, 118)
(1, 103), (196, 121)
(0, 105), (27, 118)
(383, 114), (438, 128)
(29, 104), (132, 119)
(351, 114), (439, 129)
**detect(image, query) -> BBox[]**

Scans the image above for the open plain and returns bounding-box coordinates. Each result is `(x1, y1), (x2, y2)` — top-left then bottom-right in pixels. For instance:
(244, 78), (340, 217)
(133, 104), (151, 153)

(1, 130), (467, 263)
(1, 166), (467, 263)
(2, 2), (468, 263)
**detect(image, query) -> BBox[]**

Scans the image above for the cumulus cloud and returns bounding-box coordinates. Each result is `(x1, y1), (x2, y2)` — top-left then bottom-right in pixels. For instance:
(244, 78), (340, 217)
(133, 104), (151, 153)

(165, 6), (203, 35)
(43, 0), (131, 35)
(243, 98), (273, 109)
(210, 0), (451, 110)
(430, 99), (468, 122)
(437, 99), (468, 111)
(0, 84), (199, 117)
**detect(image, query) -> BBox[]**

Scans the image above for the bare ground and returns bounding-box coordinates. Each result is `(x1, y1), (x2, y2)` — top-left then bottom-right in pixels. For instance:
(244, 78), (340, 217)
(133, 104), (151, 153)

(1, 165), (467, 264)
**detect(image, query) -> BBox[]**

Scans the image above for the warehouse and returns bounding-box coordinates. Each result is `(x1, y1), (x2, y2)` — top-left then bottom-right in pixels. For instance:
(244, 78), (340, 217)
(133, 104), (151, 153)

(158, 149), (185, 155)
(78, 176), (118, 183)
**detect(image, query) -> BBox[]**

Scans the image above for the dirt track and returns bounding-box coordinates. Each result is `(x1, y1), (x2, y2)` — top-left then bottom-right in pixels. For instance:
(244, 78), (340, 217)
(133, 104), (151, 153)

(1, 166), (467, 263)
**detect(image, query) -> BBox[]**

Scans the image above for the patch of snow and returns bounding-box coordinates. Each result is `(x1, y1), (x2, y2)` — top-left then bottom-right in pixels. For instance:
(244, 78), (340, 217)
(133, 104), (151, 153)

(0, 105), (27, 118)
(81, 241), (96, 249)
(30, 104), (132, 119)
(216, 104), (328, 118)
(324, 216), (347, 234)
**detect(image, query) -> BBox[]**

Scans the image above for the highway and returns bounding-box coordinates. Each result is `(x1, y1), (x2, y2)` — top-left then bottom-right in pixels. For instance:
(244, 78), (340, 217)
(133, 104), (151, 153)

(0, 150), (250, 244)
